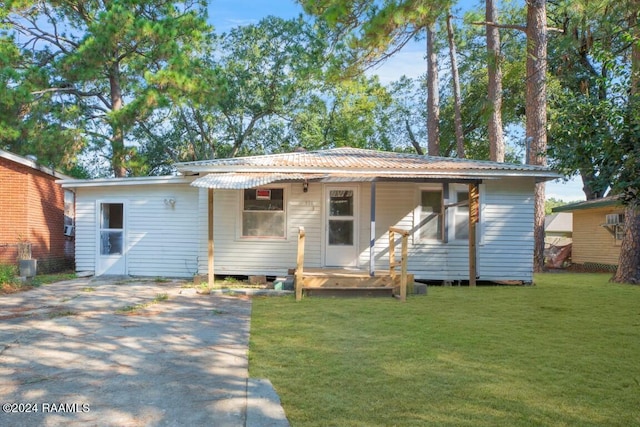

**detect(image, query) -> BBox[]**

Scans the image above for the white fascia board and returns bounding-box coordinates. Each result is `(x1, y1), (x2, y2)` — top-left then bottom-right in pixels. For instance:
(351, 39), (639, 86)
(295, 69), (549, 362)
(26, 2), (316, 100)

(58, 175), (192, 188)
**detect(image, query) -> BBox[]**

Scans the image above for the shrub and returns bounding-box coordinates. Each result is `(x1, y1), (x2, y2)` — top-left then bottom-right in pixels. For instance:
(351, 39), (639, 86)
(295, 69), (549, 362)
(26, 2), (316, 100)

(0, 264), (17, 285)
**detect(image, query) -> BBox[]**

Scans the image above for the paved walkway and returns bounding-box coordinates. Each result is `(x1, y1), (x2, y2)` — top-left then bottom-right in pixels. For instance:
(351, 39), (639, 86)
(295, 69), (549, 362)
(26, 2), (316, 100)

(0, 277), (289, 427)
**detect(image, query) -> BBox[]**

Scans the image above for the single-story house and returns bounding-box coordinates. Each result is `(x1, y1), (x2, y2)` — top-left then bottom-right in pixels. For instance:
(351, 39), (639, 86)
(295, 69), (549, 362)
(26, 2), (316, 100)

(553, 196), (624, 270)
(60, 147), (559, 283)
(0, 148), (74, 272)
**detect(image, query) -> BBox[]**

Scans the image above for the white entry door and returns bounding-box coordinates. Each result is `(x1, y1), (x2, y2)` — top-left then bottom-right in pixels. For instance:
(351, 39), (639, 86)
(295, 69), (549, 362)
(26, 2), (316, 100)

(96, 202), (126, 275)
(325, 187), (358, 267)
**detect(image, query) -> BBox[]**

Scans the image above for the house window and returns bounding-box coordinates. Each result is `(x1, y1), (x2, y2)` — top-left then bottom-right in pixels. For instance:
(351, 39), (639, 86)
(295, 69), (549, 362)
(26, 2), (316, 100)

(416, 185), (474, 244)
(242, 188), (285, 238)
(417, 189), (443, 242)
(453, 190), (470, 241)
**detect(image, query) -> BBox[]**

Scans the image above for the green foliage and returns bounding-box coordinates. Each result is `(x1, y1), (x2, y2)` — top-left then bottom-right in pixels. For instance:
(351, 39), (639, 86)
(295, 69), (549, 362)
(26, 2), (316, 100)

(115, 292), (168, 313)
(545, 197), (569, 215)
(299, 0), (450, 70)
(29, 272), (77, 286)
(0, 264), (17, 285)
(546, 0), (639, 202)
(291, 75), (394, 150)
(3, 0), (212, 176)
(1, 0), (636, 190)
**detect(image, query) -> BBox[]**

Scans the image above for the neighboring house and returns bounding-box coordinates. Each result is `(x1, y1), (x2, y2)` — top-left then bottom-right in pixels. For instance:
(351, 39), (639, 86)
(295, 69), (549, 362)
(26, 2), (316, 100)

(60, 147), (559, 282)
(553, 196), (624, 270)
(544, 212), (573, 247)
(0, 149), (74, 272)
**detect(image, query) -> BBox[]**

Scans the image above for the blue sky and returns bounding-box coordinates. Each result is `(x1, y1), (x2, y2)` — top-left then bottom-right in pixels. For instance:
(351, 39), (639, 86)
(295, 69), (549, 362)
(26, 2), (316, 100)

(206, 0), (586, 201)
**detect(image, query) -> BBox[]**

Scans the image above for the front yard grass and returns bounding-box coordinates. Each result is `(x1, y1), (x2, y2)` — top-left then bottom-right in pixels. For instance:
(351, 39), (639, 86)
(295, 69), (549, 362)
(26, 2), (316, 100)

(249, 273), (640, 426)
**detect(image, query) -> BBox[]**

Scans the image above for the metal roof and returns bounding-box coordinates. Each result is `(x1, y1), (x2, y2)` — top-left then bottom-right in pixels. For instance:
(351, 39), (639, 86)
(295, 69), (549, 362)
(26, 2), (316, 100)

(176, 147), (558, 176)
(552, 195), (621, 212)
(192, 173), (325, 190)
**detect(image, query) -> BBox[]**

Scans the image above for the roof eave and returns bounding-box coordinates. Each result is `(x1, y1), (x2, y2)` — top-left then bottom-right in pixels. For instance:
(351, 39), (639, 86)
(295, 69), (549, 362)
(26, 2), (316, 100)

(176, 165), (559, 180)
(58, 175), (192, 188)
(1, 148), (72, 180)
(553, 197), (621, 212)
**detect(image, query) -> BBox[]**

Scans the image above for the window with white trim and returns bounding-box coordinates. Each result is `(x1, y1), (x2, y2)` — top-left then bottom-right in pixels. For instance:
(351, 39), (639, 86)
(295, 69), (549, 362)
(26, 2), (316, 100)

(453, 190), (470, 241)
(416, 188), (443, 242)
(414, 184), (477, 244)
(242, 188), (285, 238)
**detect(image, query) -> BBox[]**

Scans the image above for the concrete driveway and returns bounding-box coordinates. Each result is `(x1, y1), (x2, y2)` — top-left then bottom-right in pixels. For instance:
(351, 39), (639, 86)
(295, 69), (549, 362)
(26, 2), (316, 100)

(0, 276), (288, 427)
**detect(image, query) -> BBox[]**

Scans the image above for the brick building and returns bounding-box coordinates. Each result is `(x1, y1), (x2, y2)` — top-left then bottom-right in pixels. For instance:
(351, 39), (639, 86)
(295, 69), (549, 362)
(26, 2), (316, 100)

(0, 149), (74, 273)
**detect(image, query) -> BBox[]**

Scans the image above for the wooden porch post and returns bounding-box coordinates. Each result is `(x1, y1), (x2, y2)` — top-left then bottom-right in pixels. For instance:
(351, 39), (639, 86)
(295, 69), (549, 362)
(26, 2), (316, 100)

(468, 183), (479, 287)
(369, 180), (376, 276)
(296, 226), (305, 301)
(208, 188), (214, 285)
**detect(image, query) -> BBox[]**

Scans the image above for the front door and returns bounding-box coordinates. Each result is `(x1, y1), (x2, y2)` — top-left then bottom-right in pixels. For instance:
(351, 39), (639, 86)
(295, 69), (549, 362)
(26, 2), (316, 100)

(97, 202), (126, 275)
(325, 187), (358, 267)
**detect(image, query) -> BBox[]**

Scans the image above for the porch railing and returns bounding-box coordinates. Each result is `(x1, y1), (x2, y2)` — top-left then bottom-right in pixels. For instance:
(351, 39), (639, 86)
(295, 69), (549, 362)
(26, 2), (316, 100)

(296, 226), (305, 301)
(389, 227), (410, 302)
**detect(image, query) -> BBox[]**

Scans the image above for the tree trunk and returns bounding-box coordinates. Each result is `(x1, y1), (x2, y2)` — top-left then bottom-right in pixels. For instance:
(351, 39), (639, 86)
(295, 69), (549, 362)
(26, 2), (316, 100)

(613, 207), (640, 283)
(446, 13), (465, 159)
(487, 0), (504, 162)
(612, 2), (640, 284)
(426, 23), (440, 156)
(579, 169), (605, 200)
(109, 63), (127, 177)
(525, 0), (548, 273)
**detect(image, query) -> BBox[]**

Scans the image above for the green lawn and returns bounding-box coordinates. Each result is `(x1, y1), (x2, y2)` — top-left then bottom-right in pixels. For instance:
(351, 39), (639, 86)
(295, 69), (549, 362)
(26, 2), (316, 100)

(249, 274), (640, 427)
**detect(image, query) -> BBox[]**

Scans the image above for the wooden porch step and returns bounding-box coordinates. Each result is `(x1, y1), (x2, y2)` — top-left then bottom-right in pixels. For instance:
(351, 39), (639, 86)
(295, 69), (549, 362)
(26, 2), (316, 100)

(302, 275), (393, 288)
(302, 286), (394, 298)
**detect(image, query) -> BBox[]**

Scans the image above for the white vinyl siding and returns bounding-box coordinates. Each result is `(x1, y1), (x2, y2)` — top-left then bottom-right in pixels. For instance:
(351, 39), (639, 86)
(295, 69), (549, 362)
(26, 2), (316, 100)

(477, 178), (535, 281)
(74, 175), (537, 282)
(370, 179), (535, 282)
(199, 183), (323, 277)
(74, 183), (200, 277)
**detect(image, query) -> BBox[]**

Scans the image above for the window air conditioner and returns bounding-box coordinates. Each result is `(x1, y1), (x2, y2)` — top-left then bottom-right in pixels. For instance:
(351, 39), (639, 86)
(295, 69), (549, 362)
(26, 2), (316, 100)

(605, 214), (624, 225)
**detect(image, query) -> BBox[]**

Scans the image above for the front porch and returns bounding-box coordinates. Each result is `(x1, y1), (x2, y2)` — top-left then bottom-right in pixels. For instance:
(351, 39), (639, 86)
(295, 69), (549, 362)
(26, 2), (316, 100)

(294, 226), (416, 300)
(296, 268), (416, 298)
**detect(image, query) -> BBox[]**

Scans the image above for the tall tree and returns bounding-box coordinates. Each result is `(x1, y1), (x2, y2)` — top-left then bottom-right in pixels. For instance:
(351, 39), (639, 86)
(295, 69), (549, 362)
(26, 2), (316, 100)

(4, 0), (211, 177)
(291, 75), (394, 151)
(525, 0), (549, 273)
(426, 23), (440, 155)
(612, 0), (640, 284)
(137, 16), (330, 170)
(486, 0), (505, 162)
(546, 0), (629, 200)
(298, 0), (450, 154)
(446, 12), (465, 158)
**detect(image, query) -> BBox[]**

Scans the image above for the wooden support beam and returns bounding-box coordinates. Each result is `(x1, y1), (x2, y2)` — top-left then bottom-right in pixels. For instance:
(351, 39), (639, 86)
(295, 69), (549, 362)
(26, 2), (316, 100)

(388, 227), (410, 302)
(389, 229), (396, 279)
(468, 183), (479, 287)
(208, 188), (214, 285)
(400, 232), (408, 302)
(295, 226), (305, 301)
(369, 181), (376, 276)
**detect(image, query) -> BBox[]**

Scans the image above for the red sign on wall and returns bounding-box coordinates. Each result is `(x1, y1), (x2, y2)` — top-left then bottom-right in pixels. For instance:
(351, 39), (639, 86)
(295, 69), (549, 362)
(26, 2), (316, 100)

(256, 189), (271, 200)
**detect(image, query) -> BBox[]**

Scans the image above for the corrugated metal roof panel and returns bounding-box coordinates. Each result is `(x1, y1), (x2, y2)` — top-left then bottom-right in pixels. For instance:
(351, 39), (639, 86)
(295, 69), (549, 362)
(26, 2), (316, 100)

(176, 147), (554, 174)
(191, 173), (326, 189)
